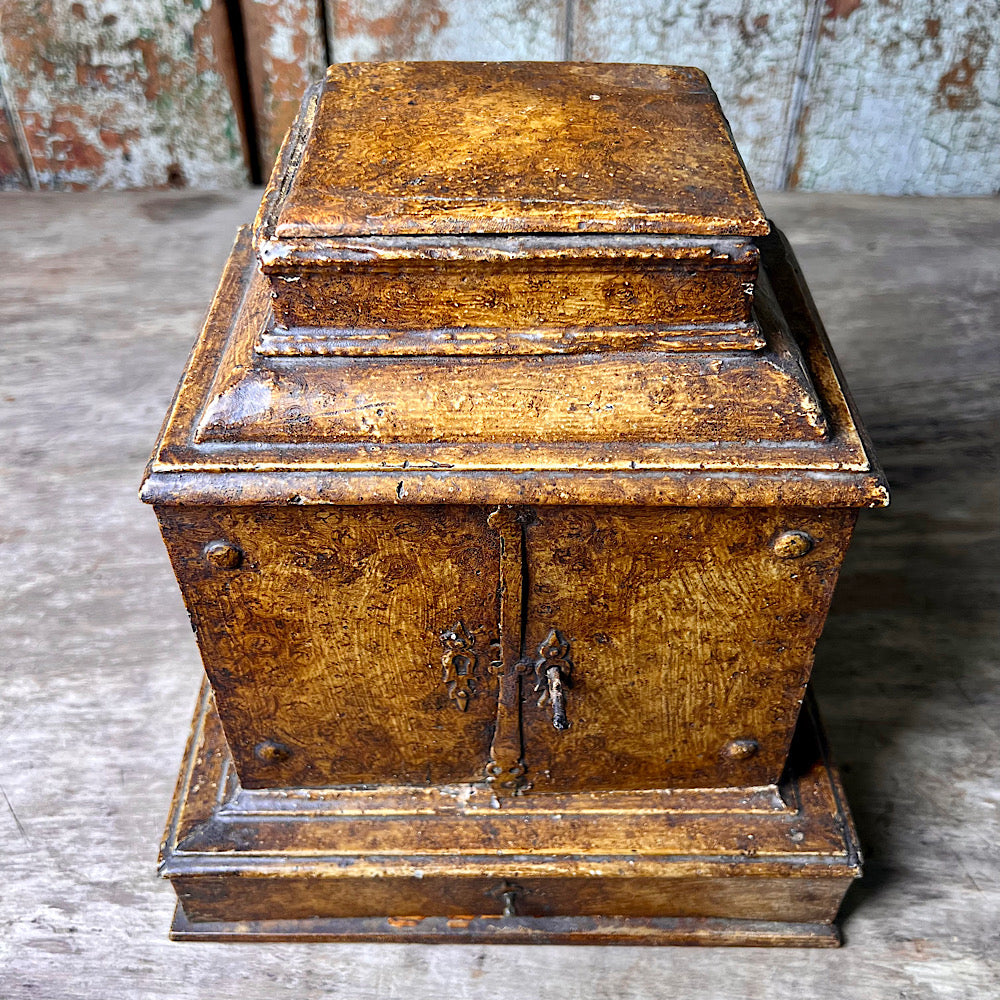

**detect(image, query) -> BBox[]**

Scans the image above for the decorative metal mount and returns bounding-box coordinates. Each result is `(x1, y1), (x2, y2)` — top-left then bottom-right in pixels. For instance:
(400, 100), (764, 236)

(485, 506), (529, 794)
(439, 622), (498, 712)
(436, 507), (574, 796)
(487, 881), (524, 918)
(534, 629), (573, 730)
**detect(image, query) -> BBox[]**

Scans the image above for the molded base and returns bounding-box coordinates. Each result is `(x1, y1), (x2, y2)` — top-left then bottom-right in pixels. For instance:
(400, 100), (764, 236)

(161, 684), (859, 947)
(170, 906), (840, 946)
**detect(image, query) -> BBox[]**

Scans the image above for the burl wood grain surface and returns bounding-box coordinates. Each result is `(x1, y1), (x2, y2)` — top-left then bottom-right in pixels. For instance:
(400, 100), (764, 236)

(156, 503), (851, 793)
(1, 190), (997, 995)
(519, 506), (856, 792)
(157, 504), (503, 789)
(266, 63), (767, 237)
(257, 235), (760, 335)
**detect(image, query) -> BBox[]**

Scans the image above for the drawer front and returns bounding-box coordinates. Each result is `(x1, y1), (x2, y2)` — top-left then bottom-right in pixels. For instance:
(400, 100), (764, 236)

(158, 505), (500, 788)
(175, 872), (846, 925)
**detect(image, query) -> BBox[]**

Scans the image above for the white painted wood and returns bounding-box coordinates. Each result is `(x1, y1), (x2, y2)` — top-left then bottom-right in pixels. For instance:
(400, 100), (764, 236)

(793, 1), (1000, 195)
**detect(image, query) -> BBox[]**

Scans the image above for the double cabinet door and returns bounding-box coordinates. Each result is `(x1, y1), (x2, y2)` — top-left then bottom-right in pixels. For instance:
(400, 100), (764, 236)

(157, 503), (854, 793)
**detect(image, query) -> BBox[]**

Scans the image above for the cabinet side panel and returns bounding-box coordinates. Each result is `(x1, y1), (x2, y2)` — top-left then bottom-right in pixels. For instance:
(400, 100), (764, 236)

(156, 505), (499, 787)
(522, 507), (855, 791)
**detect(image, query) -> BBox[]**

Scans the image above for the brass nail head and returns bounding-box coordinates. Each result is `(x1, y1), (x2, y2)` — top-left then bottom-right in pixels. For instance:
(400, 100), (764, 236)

(254, 739), (291, 764)
(773, 530), (815, 559)
(204, 540), (243, 569)
(723, 738), (760, 761)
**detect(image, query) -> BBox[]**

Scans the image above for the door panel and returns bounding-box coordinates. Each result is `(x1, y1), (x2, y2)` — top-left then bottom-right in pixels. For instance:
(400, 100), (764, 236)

(522, 506), (855, 791)
(157, 504), (500, 788)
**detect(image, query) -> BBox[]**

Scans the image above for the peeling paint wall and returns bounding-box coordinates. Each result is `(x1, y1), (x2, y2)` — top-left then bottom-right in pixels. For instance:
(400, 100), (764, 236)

(0, 0), (996, 194)
(0, 79), (31, 188)
(241, 0), (326, 171)
(326, 0), (568, 62)
(793, 0), (1000, 195)
(0, 0), (247, 189)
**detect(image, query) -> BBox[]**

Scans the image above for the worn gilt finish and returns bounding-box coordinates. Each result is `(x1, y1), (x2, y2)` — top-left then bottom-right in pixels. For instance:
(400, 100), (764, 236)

(258, 63), (767, 238)
(141, 62), (886, 945)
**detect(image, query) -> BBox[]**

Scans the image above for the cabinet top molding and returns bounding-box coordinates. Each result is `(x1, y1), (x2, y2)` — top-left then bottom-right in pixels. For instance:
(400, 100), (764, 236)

(141, 63), (886, 509)
(255, 61), (768, 241)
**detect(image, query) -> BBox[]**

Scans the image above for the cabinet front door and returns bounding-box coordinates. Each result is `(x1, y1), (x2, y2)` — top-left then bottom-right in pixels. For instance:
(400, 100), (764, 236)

(158, 504), (501, 788)
(520, 506), (855, 792)
(160, 502), (852, 794)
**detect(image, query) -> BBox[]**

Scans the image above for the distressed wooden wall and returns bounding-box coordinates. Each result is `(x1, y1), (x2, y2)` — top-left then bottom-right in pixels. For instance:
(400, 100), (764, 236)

(1, 0), (997, 193)
(238, 0), (326, 176)
(0, 0), (249, 189)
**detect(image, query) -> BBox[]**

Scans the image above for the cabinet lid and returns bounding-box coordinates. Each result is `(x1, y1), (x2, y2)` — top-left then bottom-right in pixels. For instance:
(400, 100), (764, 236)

(256, 62), (767, 240)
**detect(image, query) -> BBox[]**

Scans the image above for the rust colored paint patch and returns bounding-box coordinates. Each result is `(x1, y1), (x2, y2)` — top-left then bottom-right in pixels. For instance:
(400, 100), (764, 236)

(241, 0), (327, 174)
(0, 57), (31, 189)
(0, 0), (247, 189)
(209, 0), (253, 170)
(328, 0), (567, 62)
(332, 0), (450, 56)
(784, 102), (811, 192)
(935, 55), (981, 112)
(0, 112), (27, 188)
(824, 0), (862, 21)
(936, 51), (984, 112)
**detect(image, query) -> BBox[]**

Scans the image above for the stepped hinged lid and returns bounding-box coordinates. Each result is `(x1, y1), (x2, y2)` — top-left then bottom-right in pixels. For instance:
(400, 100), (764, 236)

(142, 62), (886, 510)
(253, 62), (769, 342)
(256, 61), (767, 240)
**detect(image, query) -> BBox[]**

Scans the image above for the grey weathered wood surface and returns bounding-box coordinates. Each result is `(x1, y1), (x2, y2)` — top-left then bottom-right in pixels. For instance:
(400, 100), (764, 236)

(1, 190), (997, 997)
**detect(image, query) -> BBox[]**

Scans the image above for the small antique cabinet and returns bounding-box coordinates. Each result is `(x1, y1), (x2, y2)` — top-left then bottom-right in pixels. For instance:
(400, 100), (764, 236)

(142, 62), (887, 946)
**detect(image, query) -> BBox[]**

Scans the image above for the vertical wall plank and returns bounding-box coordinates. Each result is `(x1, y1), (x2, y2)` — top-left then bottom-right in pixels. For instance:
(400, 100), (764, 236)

(571, 0), (815, 191)
(0, 85), (30, 188)
(0, 0), (247, 189)
(240, 0), (327, 177)
(792, 1), (1000, 195)
(327, 0), (568, 62)
(0, 121), (27, 188)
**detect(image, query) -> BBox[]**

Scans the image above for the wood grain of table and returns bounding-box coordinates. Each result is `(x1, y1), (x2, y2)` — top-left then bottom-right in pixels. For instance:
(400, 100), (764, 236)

(0, 190), (997, 999)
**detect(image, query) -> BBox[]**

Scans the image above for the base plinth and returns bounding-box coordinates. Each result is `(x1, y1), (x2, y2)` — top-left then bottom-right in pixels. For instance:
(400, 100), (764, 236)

(161, 684), (860, 947)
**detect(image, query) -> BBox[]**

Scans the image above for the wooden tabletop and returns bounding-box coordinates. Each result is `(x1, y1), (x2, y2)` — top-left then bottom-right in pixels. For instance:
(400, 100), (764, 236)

(0, 189), (997, 998)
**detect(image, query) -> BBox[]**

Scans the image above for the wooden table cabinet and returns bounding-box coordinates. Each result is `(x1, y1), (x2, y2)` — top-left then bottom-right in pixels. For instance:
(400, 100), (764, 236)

(142, 62), (887, 946)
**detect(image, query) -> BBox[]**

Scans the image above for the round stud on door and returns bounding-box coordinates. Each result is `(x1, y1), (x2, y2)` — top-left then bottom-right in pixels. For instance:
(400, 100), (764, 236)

(772, 530), (815, 559)
(203, 540), (243, 569)
(254, 739), (291, 764)
(723, 738), (760, 761)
